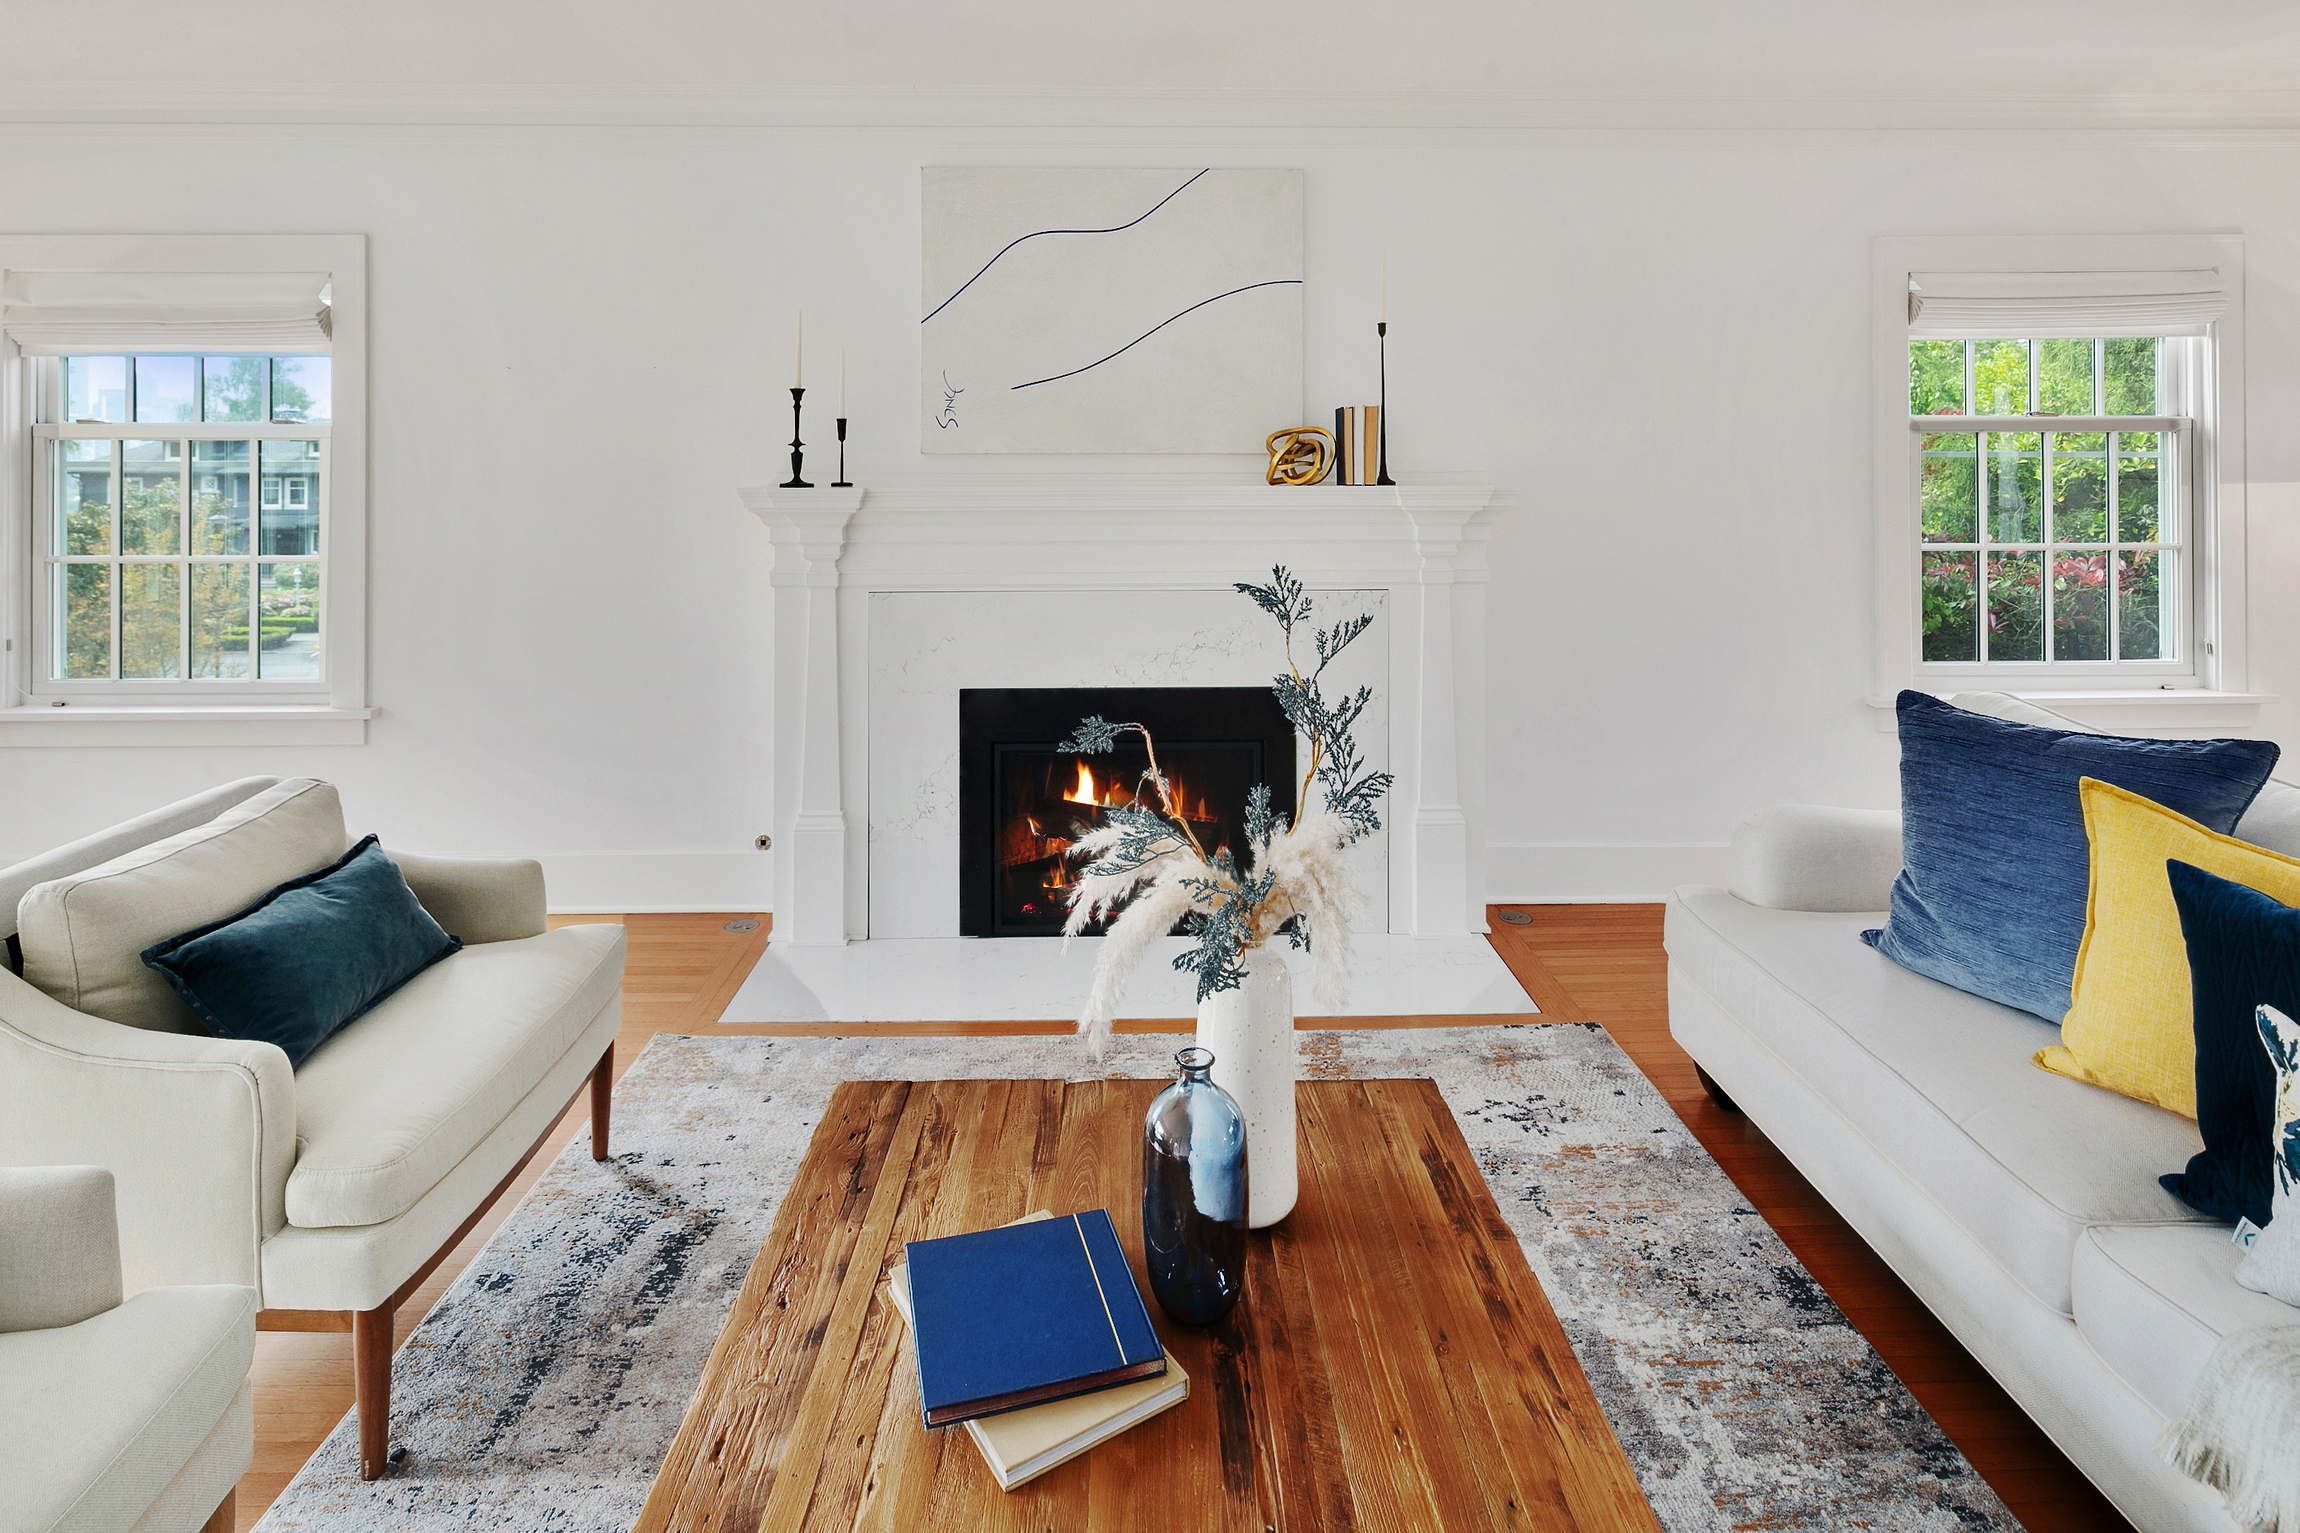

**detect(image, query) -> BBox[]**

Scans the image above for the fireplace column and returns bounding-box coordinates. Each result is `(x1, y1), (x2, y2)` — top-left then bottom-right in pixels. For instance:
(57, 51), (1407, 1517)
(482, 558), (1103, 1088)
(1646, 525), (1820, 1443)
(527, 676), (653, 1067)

(746, 490), (863, 945)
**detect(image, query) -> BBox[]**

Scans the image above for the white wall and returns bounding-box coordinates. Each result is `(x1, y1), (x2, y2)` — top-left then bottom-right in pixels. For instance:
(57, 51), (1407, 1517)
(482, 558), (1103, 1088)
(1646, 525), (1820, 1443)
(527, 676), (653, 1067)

(2, 89), (2295, 903)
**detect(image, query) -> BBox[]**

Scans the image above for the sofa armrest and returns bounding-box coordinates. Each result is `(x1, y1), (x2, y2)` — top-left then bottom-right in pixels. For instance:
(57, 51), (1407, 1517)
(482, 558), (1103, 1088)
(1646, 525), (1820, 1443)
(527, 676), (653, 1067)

(0, 971), (294, 1296)
(390, 852), (547, 944)
(1726, 805), (1903, 913)
(0, 1166), (123, 1332)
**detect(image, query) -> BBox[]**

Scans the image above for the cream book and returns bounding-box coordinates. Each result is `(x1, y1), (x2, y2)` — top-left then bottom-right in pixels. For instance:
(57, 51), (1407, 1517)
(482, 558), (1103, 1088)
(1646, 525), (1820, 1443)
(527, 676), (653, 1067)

(887, 1211), (1190, 1491)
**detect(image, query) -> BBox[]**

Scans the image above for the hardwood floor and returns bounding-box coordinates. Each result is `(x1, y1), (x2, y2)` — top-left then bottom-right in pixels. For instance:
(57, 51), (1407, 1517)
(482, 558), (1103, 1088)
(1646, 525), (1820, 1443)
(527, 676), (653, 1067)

(236, 906), (2126, 1531)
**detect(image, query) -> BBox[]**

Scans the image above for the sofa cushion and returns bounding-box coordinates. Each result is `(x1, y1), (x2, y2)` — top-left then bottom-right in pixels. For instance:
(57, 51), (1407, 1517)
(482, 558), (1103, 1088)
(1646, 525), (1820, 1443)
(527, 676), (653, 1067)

(17, 779), (349, 1034)
(285, 922), (625, 1229)
(2071, 1222), (2296, 1420)
(1864, 690), (2279, 1023)
(141, 836), (461, 1068)
(2047, 781), (2300, 1121)
(0, 1282), (255, 1533)
(2236, 1002), (2300, 1305)
(1668, 884), (2216, 1315)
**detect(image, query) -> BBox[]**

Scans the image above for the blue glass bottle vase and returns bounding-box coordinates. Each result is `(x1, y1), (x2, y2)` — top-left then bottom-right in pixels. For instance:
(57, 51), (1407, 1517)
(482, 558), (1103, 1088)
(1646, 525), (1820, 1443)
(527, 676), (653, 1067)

(1141, 1047), (1250, 1326)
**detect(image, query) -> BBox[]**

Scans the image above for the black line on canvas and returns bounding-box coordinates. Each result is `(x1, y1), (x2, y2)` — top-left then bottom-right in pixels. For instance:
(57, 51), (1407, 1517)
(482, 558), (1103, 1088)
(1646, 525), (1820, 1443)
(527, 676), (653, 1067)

(919, 169), (1210, 326)
(1008, 280), (1302, 391)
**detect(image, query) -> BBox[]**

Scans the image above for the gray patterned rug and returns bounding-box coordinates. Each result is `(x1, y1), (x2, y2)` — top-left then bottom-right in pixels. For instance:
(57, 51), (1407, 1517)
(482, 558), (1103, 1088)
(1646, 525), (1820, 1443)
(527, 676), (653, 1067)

(255, 1025), (2018, 1532)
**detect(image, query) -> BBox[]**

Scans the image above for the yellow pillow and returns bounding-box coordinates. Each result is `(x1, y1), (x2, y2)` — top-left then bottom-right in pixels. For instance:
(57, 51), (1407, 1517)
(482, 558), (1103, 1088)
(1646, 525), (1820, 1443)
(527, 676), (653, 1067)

(2038, 777), (2300, 1116)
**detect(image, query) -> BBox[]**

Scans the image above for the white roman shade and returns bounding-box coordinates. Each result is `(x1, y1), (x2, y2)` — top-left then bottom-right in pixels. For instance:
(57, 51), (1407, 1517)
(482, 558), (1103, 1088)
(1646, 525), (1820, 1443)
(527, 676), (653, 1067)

(1, 269), (332, 355)
(1906, 269), (2228, 339)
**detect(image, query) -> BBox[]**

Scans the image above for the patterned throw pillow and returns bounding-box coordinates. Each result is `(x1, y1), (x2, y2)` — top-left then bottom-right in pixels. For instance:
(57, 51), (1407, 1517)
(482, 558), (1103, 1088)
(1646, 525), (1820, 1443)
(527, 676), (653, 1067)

(2236, 1003), (2300, 1307)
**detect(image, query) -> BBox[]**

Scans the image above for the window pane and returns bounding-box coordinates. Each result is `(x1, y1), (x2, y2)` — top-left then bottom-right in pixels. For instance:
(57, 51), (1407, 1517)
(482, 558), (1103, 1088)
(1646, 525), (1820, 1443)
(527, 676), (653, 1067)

(58, 439), (112, 555)
(190, 564), (250, 679)
(201, 356), (266, 422)
(120, 564), (181, 679)
(2051, 552), (2109, 661)
(258, 563), (320, 680)
(1922, 552), (1979, 661)
(2116, 439), (2160, 543)
(2119, 551), (2168, 661)
(2049, 433), (2107, 543)
(1920, 433), (1977, 542)
(191, 441), (251, 554)
(65, 356), (128, 423)
(1910, 341), (1965, 415)
(1985, 432), (2041, 543)
(1974, 340), (2030, 415)
(58, 564), (111, 678)
(1987, 552), (2043, 661)
(258, 440), (320, 554)
(271, 357), (330, 423)
(2104, 338), (2160, 415)
(121, 440), (183, 554)
(2037, 339), (2096, 415)
(133, 356), (197, 423)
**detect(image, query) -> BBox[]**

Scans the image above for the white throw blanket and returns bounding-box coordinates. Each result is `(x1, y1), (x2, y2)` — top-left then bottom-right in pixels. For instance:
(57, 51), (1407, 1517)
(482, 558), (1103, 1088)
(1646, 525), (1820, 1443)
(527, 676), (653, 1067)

(2161, 1324), (2300, 1533)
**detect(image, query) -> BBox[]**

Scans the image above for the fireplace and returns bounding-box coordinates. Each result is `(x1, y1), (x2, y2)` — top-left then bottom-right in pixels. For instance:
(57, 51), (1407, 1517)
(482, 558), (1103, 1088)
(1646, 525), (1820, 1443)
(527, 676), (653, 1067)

(958, 687), (1297, 938)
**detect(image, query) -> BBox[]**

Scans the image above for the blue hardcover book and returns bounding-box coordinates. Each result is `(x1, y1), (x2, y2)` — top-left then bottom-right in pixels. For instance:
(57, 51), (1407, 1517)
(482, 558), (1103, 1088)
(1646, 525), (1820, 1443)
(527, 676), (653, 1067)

(905, 1208), (1167, 1428)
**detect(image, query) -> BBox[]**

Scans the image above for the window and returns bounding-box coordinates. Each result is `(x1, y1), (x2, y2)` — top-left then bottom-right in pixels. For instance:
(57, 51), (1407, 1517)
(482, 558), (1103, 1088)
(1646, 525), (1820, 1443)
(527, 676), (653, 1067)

(38, 354), (329, 684)
(0, 233), (368, 740)
(1909, 336), (2185, 668)
(1870, 235), (2252, 722)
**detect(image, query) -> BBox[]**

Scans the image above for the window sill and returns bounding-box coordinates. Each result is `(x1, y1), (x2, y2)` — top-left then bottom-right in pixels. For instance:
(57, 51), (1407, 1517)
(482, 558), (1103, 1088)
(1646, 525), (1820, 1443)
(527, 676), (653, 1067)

(0, 704), (376, 747)
(1865, 690), (2275, 735)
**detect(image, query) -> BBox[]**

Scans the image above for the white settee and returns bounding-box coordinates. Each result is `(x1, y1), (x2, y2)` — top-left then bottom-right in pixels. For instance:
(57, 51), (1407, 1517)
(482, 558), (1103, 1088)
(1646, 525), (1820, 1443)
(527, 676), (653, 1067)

(1666, 693), (2300, 1533)
(0, 778), (626, 1481)
(0, 1165), (254, 1533)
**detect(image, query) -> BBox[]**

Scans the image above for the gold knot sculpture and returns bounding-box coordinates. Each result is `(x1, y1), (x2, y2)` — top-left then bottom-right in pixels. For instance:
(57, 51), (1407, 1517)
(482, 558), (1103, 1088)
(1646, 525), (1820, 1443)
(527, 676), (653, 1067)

(1265, 427), (1335, 487)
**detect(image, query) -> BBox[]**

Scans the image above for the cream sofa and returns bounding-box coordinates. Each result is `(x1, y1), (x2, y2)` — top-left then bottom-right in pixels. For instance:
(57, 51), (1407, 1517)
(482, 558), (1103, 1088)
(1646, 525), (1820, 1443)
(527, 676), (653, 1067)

(1666, 694), (2300, 1533)
(0, 1165), (254, 1533)
(0, 778), (627, 1481)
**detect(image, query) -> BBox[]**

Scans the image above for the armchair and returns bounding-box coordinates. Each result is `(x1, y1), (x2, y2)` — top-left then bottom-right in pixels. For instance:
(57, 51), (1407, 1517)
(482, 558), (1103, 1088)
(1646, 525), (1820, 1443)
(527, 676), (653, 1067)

(0, 1165), (254, 1533)
(0, 779), (626, 1481)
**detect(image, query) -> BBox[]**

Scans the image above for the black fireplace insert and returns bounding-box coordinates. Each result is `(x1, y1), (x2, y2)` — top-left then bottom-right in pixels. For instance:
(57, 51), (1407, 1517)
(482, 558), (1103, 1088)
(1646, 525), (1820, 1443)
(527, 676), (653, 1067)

(958, 687), (1297, 938)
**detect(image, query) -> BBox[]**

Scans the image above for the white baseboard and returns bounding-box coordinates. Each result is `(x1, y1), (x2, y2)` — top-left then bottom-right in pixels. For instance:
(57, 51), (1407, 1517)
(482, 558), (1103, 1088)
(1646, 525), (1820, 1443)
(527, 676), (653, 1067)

(1486, 843), (1730, 903)
(540, 852), (772, 915)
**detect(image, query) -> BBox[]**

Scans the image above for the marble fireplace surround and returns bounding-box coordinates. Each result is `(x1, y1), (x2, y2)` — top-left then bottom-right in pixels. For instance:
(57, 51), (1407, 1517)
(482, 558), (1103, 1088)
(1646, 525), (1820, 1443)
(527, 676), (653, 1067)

(742, 477), (1510, 953)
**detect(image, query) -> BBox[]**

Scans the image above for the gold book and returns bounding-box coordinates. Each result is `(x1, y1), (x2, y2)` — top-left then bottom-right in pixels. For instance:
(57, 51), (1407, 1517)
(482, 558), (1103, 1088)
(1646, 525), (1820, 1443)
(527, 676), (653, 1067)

(1335, 406), (1358, 484)
(887, 1211), (1190, 1491)
(1363, 404), (1380, 483)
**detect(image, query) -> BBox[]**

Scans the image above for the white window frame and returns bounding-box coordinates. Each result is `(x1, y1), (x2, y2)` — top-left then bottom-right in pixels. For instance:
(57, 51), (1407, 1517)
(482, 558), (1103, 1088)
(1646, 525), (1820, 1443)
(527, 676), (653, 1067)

(0, 234), (371, 744)
(1870, 233), (2265, 733)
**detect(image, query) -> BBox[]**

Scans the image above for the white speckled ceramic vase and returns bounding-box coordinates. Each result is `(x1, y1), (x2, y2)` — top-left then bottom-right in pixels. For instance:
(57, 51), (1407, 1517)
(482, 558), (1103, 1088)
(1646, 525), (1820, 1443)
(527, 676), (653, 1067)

(1195, 944), (1297, 1228)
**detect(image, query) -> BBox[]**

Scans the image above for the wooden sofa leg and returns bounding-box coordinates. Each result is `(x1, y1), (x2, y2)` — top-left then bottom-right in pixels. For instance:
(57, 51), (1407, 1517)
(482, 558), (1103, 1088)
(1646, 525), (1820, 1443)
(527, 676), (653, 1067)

(1695, 1064), (1742, 1115)
(354, 1302), (396, 1479)
(198, 1488), (235, 1533)
(590, 1043), (614, 1161)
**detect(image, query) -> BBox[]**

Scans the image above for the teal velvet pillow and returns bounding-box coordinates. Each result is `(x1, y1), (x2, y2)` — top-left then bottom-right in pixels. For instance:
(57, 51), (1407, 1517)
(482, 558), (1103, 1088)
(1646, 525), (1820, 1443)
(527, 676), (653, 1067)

(140, 836), (460, 1067)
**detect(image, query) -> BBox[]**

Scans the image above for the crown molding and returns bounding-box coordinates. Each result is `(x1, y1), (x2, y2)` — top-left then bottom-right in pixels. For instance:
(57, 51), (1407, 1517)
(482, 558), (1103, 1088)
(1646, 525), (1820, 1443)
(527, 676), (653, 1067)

(1, 82), (2298, 136)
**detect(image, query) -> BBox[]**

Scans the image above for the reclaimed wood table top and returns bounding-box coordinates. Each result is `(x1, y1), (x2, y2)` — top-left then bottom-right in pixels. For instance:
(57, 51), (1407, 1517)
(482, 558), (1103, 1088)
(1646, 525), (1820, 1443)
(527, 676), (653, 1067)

(634, 1076), (1663, 1533)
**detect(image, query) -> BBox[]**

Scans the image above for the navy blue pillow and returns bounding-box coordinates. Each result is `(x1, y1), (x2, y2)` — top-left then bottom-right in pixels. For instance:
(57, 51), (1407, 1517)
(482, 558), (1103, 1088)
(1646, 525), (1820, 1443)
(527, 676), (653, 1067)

(1862, 692), (2279, 1020)
(141, 835), (461, 1067)
(2162, 860), (2300, 1226)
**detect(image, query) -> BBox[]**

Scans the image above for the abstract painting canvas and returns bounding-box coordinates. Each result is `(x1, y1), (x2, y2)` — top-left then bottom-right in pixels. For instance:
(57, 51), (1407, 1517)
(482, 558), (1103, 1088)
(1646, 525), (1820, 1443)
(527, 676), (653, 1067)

(921, 167), (1303, 454)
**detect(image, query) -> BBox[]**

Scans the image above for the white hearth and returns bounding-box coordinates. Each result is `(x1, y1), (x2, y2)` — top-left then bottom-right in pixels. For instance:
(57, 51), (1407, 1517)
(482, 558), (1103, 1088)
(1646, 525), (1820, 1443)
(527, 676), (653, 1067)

(729, 476), (1533, 1023)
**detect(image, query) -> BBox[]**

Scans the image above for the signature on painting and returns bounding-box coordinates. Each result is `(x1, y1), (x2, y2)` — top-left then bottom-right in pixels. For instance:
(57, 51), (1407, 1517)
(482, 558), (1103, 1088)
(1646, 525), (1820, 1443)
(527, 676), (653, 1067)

(936, 373), (964, 430)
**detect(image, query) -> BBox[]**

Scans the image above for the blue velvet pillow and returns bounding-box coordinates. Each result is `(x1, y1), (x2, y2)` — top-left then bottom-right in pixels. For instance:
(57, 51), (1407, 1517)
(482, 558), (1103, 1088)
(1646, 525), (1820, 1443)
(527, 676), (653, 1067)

(1862, 692), (2279, 1020)
(2162, 860), (2300, 1226)
(141, 835), (461, 1067)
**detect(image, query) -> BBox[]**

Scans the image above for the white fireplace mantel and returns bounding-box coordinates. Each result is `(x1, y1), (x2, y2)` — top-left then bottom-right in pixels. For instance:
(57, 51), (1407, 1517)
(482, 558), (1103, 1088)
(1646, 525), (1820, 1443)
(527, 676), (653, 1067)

(741, 477), (1512, 947)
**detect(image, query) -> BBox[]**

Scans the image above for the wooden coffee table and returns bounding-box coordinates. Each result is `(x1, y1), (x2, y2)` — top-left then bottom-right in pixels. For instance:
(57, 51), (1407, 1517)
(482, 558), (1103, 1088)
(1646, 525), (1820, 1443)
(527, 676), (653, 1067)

(635, 1077), (1662, 1532)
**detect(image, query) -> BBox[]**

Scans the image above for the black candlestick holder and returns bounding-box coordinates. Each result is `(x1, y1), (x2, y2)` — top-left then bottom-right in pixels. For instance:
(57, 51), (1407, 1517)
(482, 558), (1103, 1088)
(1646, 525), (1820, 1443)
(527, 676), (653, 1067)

(832, 416), (851, 487)
(1375, 321), (1394, 486)
(781, 387), (812, 488)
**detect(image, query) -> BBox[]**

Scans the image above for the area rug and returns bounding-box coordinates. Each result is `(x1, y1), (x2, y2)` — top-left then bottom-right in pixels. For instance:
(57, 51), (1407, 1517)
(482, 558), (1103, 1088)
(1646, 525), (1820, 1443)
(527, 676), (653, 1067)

(255, 1025), (2019, 1532)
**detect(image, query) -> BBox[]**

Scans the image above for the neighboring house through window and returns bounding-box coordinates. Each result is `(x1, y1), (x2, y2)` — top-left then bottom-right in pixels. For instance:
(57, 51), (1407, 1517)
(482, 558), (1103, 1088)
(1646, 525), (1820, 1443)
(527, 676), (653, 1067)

(0, 235), (369, 743)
